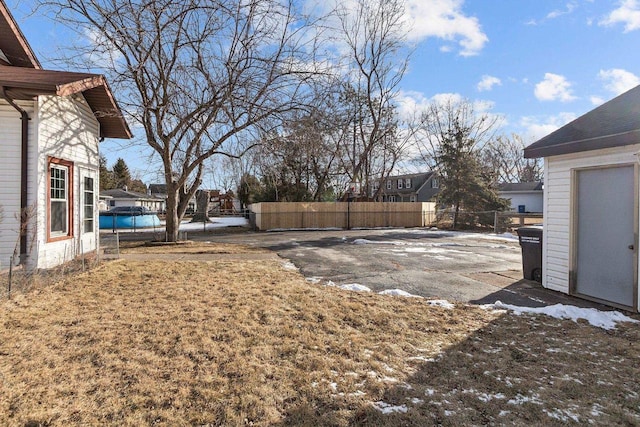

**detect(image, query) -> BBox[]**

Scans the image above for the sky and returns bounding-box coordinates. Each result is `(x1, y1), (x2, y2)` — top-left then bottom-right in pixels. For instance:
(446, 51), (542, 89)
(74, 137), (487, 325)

(6, 0), (640, 184)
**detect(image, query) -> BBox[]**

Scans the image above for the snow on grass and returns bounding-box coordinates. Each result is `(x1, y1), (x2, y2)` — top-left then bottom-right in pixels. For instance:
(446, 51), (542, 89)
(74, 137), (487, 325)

(372, 401), (409, 414)
(484, 301), (639, 330)
(427, 299), (455, 309)
(176, 217), (249, 231)
(281, 261), (298, 271)
(378, 289), (423, 298)
(329, 282), (372, 292)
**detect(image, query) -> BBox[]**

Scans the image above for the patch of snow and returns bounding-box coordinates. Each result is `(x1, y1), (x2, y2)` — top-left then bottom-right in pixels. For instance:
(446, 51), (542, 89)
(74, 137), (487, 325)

(427, 299), (455, 309)
(353, 239), (405, 245)
(267, 227), (342, 232)
(477, 392), (506, 402)
(444, 410), (455, 416)
(378, 289), (423, 298)
(329, 382), (338, 392)
(409, 398), (424, 405)
(281, 261), (298, 271)
(372, 401), (409, 414)
(486, 301), (639, 330)
(498, 410), (511, 417)
(590, 403), (605, 417)
(425, 388), (436, 396)
(407, 356), (436, 362)
(306, 277), (322, 284)
(544, 408), (580, 423)
(507, 393), (542, 405)
(176, 217), (249, 231)
(339, 283), (372, 292)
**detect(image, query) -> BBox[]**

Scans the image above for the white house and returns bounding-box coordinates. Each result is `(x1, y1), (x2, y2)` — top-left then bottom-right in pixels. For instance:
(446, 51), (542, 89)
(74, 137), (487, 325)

(100, 188), (165, 212)
(0, 1), (131, 270)
(497, 182), (543, 213)
(524, 84), (640, 311)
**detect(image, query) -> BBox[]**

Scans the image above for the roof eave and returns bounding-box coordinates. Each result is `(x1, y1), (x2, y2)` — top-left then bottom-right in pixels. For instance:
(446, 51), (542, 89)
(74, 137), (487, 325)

(524, 129), (640, 158)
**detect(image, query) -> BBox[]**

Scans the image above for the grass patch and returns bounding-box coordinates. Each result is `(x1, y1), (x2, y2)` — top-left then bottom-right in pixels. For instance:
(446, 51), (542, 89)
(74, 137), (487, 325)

(1, 246), (639, 426)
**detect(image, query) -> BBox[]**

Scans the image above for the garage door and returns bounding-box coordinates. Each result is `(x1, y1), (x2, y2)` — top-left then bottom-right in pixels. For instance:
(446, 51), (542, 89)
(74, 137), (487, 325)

(574, 165), (636, 309)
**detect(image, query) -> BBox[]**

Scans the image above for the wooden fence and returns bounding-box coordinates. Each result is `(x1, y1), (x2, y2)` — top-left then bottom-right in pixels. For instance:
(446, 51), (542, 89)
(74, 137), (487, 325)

(248, 202), (436, 231)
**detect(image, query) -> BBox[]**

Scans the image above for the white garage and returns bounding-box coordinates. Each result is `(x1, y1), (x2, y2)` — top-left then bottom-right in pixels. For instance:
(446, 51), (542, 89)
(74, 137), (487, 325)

(524, 84), (640, 311)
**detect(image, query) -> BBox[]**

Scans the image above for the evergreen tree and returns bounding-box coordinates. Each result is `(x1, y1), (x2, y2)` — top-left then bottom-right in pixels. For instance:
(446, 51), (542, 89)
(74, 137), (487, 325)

(112, 158), (132, 190)
(99, 155), (115, 191)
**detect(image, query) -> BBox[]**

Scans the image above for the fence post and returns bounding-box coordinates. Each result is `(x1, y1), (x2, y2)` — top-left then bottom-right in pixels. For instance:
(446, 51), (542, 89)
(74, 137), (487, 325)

(494, 211), (499, 234)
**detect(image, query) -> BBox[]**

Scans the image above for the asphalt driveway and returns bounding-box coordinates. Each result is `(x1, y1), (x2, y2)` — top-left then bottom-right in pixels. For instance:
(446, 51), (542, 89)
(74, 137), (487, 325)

(187, 227), (567, 307)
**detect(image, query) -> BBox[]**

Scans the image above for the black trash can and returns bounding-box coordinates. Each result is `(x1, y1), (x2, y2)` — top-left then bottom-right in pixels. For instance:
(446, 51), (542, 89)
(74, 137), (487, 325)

(516, 226), (543, 282)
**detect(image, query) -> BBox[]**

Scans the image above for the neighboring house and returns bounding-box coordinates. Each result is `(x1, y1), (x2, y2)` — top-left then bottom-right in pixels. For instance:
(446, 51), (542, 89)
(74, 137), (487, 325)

(149, 183), (196, 213)
(497, 182), (543, 213)
(375, 172), (439, 202)
(524, 84), (640, 311)
(100, 188), (165, 212)
(0, 1), (131, 270)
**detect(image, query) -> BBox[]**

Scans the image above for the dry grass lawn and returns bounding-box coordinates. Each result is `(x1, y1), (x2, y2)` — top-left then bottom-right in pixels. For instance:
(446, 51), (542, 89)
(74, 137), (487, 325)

(1, 243), (640, 426)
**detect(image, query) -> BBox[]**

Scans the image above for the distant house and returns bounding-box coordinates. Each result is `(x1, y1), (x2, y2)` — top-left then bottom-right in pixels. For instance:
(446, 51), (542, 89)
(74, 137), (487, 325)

(497, 182), (543, 213)
(100, 188), (165, 212)
(0, 1), (131, 270)
(524, 84), (640, 311)
(375, 172), (439, 202)
(149, 183), (196, 213)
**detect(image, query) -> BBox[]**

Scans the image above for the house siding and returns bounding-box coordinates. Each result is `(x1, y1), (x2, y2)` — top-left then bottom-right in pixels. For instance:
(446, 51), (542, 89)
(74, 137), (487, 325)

(0, 100), (37, 271)
(34, 94), (101, 269)
(543, 144), (640, 297)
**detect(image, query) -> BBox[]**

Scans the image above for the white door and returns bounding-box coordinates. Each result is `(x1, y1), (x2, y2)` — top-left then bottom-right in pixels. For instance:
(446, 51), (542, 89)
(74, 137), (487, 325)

(574, 165), (636, 309)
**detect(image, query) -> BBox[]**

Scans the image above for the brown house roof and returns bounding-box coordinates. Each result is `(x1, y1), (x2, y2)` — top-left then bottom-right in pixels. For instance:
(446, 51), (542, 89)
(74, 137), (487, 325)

(0, 1), (39, 68)
(0, 1), (131, 139)
(524, 84), (640, 158)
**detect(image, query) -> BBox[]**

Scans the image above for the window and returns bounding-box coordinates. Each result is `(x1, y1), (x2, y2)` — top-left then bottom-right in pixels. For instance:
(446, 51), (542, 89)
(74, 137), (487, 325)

(410, 195), (416, 202)
(83, 177), (95, 233)
(405, 178), (411, 188)
(432, 178), (439, 188)
(386, 180), (392, 190)
(372, 181), (380, 190)
(48, 158), (73, 240)
(388, 195), (396, 202)
(397, 179), (403, 189)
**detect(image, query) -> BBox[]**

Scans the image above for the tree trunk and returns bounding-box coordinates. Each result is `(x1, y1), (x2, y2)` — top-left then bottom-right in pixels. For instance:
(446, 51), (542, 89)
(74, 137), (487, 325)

(191, 190), (211, 223)
(165, 185), (180, 242)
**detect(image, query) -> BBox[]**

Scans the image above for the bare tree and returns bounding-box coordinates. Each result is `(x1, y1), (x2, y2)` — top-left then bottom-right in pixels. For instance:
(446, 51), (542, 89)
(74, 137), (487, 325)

(41, 0), (324, 241)
(335, 0), (410, 199)
(482, 134), (543, 183)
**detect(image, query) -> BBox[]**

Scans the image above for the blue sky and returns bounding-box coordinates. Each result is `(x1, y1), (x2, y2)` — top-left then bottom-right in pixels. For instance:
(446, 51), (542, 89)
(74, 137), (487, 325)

(7, 0), (640, 183)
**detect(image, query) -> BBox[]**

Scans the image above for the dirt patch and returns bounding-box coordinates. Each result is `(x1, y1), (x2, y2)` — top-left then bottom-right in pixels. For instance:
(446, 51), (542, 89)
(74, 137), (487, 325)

(0, 249), (639, 426)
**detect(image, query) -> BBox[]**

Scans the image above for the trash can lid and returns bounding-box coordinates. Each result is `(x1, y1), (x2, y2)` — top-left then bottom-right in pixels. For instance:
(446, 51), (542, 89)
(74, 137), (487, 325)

(516, 225), (543, 236)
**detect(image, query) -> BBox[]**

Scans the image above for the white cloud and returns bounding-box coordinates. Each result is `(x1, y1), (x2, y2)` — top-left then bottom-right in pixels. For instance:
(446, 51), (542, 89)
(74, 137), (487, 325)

(534, 73), (576, 102)
(546, 2), (577, 19)
(590, 96), (605, 105)
(598, 68), (640, 95)
(404, 0), (488, 56)
(477, 75), (501, 92)
(600, 0), (640, 32)
(520, 112), (577, 140)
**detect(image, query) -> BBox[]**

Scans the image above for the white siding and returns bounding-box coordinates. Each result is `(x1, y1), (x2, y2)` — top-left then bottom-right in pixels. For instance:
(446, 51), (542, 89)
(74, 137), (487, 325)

(34, 94), (101, 269)
(543, 144), (640, 296)
(0, 100), (36, 271)
(500, 192), (543, 212)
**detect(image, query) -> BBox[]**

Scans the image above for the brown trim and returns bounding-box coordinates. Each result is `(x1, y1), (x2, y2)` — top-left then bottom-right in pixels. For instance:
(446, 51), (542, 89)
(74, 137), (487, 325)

(57, 75), (105, 97)
(0, 1), (41, 69)
(47, 156), (74, 243)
